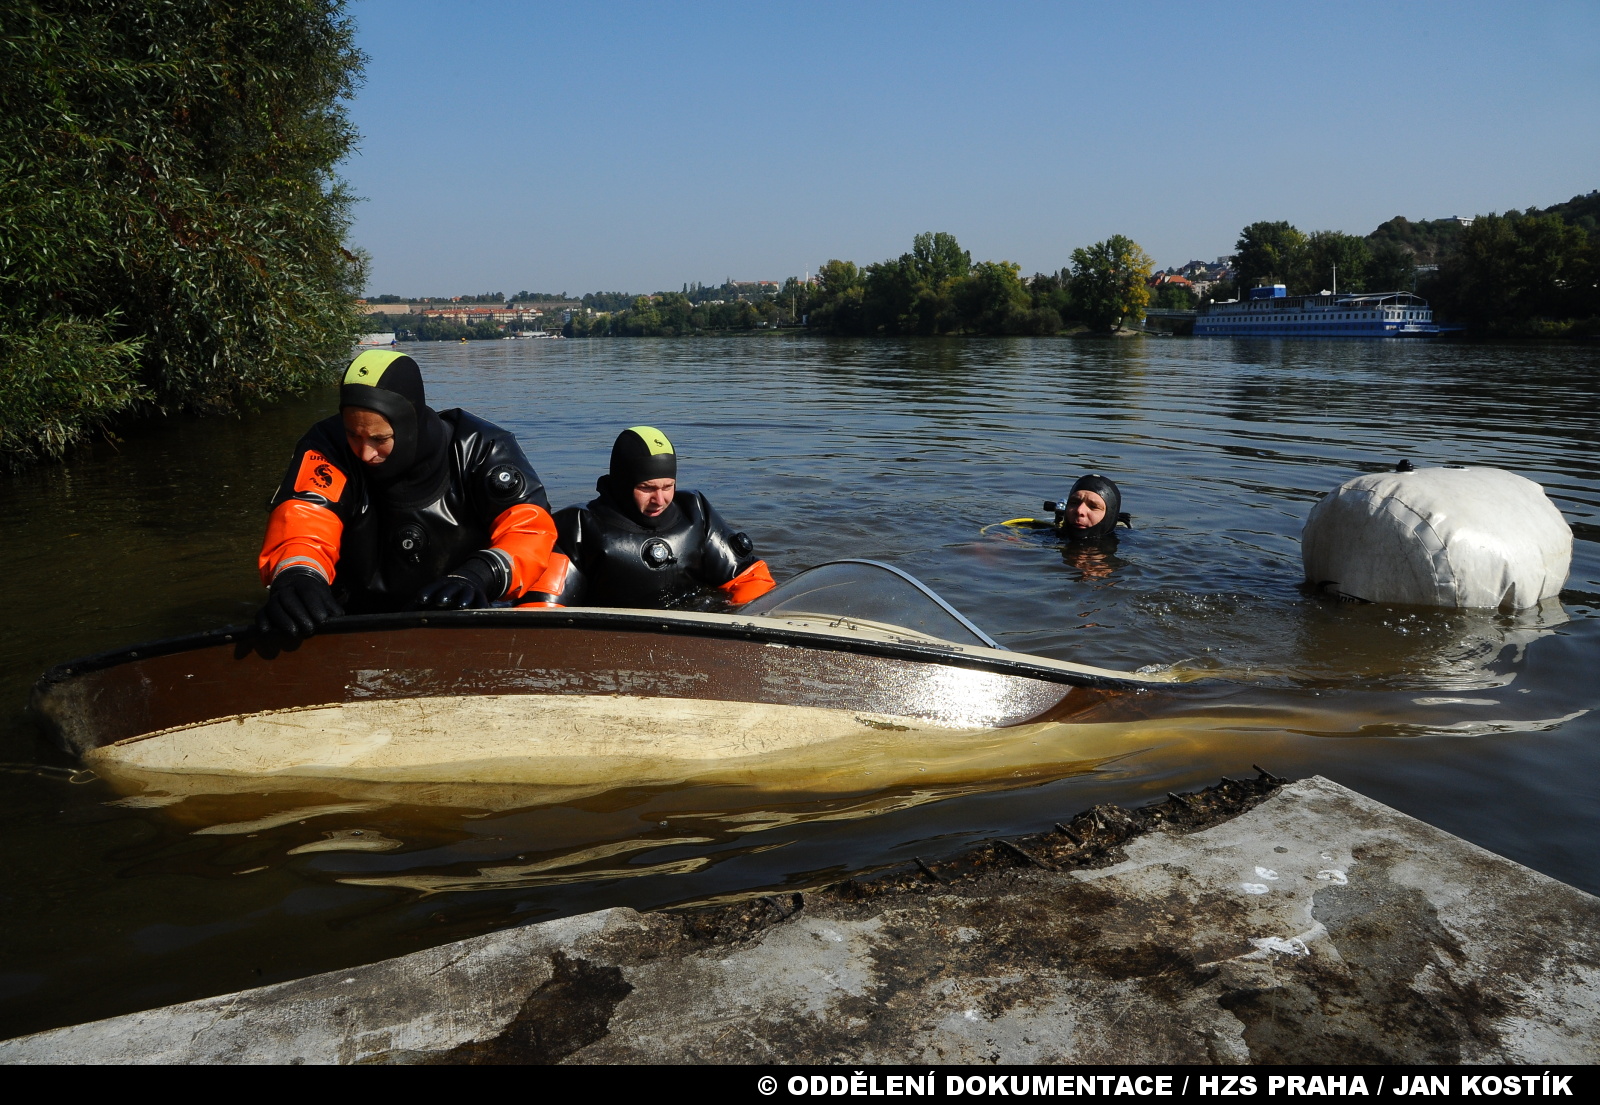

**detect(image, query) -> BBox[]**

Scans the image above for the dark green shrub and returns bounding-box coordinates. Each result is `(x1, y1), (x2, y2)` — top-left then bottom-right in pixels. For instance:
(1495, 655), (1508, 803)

(1, 0), (366, 468)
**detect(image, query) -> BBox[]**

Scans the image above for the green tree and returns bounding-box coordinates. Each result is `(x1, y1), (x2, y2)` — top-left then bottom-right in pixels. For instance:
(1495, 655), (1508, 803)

(861, 256), (916, 334)
(1295, 231), (1371, 294)
(620, 295), (660, 335)
(1432, 213), (1593, 332)
(1367, 241), (1418, 292)
(1068, 235), (1153, 332)
(1153, 283), (1198, 310)
(807, 259), (866, 333)
(1, 0), (367, 468)
(1365, 216), (1465, 268)
(956, 261), (1032, 334)
(862, 232), (971, 334)
(903, 231), (972, 333)
(1234, 221), (1306, 291)
(1198, 277), (1237, 308)
(1028, 269), (1076, 328)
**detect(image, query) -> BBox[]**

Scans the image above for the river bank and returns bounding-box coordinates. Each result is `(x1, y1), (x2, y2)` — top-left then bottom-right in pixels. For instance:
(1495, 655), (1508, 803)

(8, 775), (1595, 1065)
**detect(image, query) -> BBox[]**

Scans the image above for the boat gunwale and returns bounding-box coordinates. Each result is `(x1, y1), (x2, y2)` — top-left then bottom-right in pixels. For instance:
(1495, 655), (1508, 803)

(34, 607), (1172, 694)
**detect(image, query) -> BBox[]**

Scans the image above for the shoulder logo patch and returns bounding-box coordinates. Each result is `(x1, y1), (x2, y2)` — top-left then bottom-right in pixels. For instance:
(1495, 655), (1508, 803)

(293, 450), (347, 502)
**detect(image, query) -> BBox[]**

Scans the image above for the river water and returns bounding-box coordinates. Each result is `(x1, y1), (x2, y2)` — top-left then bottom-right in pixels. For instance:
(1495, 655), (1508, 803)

(2, 334), (1597, 1037)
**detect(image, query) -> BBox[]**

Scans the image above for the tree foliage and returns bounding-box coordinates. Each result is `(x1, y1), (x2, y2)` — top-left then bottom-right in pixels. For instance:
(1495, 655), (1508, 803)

(1234, 221), (1306, 291)
(1293, 230), (1371, 294)
(805, 260), (865, 332)
(1153, 283), (1198, 311)
(1221, 201), (1600, 332)
(1429, 214), (1597, 333)
(568, 231), (1124, 338)
(1068, 235), (1153, 332)
(861, 231), (973, 335)
(0, 0), (366, 468)
(1366, 216), (1465, 268)
(1236, 223), (1388, 295)
(1366, 241), (1417, 293)
(957, 261), (1043, 335)
(565, 294), (776, 337)
(1530, 190), (1600, 235)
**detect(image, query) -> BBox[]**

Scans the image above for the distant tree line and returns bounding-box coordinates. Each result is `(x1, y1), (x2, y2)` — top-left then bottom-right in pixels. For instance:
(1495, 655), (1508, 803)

(581, 291), (643, 314)
(567, 295), (779, 337)
(1427, 201), (1598, 335)
(565, 231), (1156, 339)
(0, 0), (366, 470)
(391, 190), (1600, 346)
(367, 315), (514, 342)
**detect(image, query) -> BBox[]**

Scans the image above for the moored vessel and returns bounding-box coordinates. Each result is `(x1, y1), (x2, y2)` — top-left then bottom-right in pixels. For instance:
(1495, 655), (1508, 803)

(1195, 284), (1440, 337)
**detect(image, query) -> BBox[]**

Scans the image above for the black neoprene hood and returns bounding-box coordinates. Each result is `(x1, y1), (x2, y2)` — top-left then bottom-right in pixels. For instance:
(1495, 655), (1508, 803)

(1061, 473), (1123, 541)
(609, 425), (678, 488)
(338, 350), (444, 491)
(341, 351), (424, 426)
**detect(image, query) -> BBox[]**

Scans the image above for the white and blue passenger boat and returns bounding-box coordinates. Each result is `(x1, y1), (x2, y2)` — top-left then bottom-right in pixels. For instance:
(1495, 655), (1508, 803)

(1195, 285), (1439, 337)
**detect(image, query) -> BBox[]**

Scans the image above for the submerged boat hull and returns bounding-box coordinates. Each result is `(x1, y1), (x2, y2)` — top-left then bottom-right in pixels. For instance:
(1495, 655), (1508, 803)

(34, 608), (1173, 792)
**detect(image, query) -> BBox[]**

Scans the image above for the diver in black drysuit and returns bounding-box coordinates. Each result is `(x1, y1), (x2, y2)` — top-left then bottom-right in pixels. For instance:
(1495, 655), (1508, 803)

(1048, 473), (1130, 578)
(522, 426), (775, 609)
(256, 350), (558, 638)
(1052, 473), (1130, 541)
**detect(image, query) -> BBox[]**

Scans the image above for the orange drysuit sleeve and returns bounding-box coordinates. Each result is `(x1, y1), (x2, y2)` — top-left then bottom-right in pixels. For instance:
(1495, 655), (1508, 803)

(488, 502), (558, 599)
(259, 500), (344, 585)
(719, 560), (776, 604)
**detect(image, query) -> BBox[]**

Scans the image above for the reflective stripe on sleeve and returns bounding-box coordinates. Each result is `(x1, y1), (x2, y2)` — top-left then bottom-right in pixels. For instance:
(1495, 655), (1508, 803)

(259, 499), (344, 586)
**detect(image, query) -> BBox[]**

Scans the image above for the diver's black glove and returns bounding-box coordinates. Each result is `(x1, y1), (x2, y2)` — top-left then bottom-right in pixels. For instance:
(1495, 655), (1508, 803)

(256, 567), (344, 639)
(414, 554), (502, 610)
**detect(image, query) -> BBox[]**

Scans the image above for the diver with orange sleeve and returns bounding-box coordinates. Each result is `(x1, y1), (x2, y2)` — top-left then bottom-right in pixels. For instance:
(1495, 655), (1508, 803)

(256, 350), (557, 637)
(523, 426), (775, 609)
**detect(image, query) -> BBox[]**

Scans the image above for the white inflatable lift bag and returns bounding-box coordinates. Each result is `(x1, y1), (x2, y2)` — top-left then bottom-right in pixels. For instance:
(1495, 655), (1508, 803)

(1302, 466), (1571, 608)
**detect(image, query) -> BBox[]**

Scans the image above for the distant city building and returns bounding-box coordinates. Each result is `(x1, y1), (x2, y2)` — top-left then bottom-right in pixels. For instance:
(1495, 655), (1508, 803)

(1443, 215), (1475, 227)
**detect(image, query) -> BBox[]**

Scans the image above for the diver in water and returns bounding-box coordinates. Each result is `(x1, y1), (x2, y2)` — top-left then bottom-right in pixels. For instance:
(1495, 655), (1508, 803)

(986, 473), (1131, 578)
(993, 473), (1132, 539)
(524, 426), (775, 609)
(255, 350), (557, 638)
(1046, 475), (1130, 578)
(1050, 474), (1130, 541)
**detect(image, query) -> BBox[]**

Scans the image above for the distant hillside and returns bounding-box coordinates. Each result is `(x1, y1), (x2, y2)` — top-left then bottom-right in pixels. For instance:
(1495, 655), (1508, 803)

(1365, 217), (1466, 266)
(1366, 189), (1597, 264)
(1527, 190), (1600, 233)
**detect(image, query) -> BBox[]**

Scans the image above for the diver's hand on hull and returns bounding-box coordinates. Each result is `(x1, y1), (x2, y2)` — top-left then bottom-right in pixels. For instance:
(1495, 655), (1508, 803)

(257, 567), (344, 639)
(413, 555), (500, 610)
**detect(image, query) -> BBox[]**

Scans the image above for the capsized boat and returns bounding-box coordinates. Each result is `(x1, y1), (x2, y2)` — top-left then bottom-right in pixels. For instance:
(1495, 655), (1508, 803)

(33, 560), (1179, 798)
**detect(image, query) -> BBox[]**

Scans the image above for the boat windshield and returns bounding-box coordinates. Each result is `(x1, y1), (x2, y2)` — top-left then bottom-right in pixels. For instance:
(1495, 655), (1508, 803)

(741, 559), (1002, 650)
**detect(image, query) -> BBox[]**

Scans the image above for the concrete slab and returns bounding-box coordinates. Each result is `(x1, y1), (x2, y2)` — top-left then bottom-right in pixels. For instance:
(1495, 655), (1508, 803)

(5, 776), (1598, 1065)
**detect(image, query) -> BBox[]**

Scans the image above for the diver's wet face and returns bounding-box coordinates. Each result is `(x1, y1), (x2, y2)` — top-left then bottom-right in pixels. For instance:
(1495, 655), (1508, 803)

(633, 478), (676, 518)
(1065, 489), (1107, 531)
(342, 407), (396, 467)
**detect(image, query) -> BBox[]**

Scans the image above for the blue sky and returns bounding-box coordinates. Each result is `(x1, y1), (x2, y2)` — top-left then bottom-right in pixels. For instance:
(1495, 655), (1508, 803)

(344, 0), (1599, 296)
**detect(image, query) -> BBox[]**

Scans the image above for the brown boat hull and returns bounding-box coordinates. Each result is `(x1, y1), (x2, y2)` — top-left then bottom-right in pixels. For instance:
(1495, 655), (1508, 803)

(33, 609), (1172, 791)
